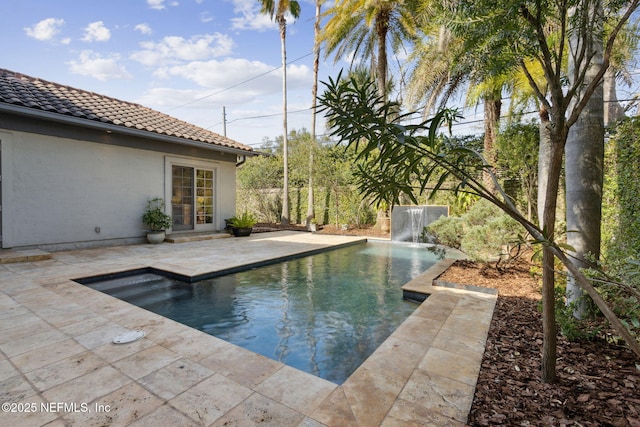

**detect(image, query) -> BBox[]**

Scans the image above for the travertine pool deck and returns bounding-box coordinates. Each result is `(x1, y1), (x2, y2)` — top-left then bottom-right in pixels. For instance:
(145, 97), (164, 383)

(0, 231), (497, 426)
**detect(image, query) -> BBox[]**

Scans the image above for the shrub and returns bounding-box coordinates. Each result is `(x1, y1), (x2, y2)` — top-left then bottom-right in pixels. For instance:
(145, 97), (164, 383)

(425, 216), (463, 249)
(427, 199), (521, 262)
(228, 212), (257, 228)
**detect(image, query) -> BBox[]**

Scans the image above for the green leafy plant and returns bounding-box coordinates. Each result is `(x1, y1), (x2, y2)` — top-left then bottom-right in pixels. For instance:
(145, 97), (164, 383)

(228, 212), (257, 229)
(552, 284), (602, 342)
(142, 198), (172, 231)
(427, 199), (521, 262)
(426, 216), (463, 249)
(603, 117), (640, 262)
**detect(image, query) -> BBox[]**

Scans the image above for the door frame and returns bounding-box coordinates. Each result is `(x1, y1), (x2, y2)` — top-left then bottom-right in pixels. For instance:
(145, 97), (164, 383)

(165, 156), (219, 233)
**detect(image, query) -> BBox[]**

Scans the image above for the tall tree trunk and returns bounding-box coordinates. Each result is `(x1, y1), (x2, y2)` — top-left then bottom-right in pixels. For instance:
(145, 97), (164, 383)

(565, 4), (605, 318)
(279, 16), (290, 225)
(307, 0), (321, 226)
(483, 93), (501, 195)
(375, 13), (389, 98)
(604, 68), (625, 125)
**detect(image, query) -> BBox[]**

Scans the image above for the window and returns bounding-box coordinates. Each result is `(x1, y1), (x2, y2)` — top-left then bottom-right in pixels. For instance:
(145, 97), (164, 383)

(171, 164), (216, 231)
(196, 169), (214, 225)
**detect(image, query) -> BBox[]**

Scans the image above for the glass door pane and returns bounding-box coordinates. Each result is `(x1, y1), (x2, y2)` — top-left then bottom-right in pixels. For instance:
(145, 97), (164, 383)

(196, 169), (214, 225)
(172, 165), (194, 231)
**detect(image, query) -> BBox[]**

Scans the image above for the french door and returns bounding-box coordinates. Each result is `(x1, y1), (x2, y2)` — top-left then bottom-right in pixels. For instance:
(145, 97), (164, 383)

(171, 165), (215, 231)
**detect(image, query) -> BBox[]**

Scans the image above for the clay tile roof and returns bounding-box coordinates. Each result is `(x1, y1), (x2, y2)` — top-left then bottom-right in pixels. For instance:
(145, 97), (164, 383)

(0, 69), (252, 153)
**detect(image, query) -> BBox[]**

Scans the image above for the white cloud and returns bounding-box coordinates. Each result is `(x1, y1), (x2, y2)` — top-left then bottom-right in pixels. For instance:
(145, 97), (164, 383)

(24, 18), (65, 42)
(147, 0), (179, 10)
(130, 34), (233, 66)
(147, 0), (165, 9)
(152, 58), (311, 98)
(82, 21), (111, 42)
(135, 23), (152, 35)
(230, 0), (276, 31)
(68, 50), (132, 81)
(137, 87), (208, 108)
(200, 11), (214, 23)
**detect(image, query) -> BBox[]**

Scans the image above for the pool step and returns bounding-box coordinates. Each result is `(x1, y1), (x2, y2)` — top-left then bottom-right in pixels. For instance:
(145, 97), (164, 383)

(133, 288), (193, 310)
(86, 272), (194, 309)
(107, 280), (177, 301)
(88, 273), (167, 294)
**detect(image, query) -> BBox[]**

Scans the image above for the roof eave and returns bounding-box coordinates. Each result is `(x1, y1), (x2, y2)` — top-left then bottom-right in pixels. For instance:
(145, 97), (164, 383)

(0, 103), (257, 157)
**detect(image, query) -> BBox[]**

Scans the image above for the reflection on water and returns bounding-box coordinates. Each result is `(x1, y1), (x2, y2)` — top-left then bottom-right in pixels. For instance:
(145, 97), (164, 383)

(90, 242), (443, 384)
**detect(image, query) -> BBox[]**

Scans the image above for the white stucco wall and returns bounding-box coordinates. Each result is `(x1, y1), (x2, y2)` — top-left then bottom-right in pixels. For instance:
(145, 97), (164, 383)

(0, 130), (237, 249)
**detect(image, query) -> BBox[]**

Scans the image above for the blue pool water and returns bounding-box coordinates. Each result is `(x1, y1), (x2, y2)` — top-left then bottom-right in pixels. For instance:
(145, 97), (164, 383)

(83, 241), (443, 384)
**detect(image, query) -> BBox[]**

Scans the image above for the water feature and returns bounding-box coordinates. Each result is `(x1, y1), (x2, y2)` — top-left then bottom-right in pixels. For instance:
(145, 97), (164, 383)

(78, 241), (444, 384)
(391, 205), (449, 242)
(409, 207), (425, 243)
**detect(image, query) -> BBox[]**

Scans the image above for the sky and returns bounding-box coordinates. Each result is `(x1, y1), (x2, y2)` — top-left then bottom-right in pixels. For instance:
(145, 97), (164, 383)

(1, 0), (347, 148)
(4, 1), (639, 150)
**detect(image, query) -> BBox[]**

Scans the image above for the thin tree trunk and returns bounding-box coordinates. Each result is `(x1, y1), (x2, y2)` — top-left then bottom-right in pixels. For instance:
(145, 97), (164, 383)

(279, 16), (290, 225)
(540, 136), (565, 383)
(307, 0), (321, 225)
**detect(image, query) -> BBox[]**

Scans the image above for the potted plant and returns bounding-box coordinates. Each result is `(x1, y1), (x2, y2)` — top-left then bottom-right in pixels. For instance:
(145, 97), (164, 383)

(308, 218), (318, 232)
(228, 212), (257, 237)
(142, 198), (172, 243)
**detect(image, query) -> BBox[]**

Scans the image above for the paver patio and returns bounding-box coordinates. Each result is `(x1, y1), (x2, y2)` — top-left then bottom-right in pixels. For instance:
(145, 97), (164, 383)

(0, 231), (496, 426)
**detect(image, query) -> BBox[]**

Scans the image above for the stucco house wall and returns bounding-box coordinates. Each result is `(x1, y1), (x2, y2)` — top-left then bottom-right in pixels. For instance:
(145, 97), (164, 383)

(1, 129), (161, 248)
(0, 68), (253, 250)
(0, 128), (238, 249)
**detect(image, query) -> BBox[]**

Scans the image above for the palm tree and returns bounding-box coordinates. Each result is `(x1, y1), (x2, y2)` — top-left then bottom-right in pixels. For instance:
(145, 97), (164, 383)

(307, 0), (324, 226)
(407, 26), (507, 196)
(320, 0), (418, 98)
(258, 0), (301, 225)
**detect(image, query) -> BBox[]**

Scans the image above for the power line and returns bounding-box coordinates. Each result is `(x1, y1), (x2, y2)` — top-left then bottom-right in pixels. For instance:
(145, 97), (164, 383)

(209, 69), (639, 138)
(167, 52), (315, 112)
(225, 107), (312, 125)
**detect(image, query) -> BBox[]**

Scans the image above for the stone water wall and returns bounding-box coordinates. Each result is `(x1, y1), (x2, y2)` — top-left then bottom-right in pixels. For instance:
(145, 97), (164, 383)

(391, 205), (449, 242)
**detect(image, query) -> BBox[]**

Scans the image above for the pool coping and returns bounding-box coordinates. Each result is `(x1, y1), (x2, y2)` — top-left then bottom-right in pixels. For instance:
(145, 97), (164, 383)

(0, 231), (497, 426)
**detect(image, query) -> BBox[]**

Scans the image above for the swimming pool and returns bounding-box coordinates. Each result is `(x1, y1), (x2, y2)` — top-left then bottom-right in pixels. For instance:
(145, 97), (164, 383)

(81, 241), (443, 384)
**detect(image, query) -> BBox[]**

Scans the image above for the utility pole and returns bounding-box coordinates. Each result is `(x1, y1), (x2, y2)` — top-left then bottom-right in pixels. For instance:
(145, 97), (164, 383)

(222, 106), (227, 137)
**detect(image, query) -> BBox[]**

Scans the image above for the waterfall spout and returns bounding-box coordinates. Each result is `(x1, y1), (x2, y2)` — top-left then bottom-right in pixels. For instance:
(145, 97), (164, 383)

(408, 208), (425, 243)
(391, 205), (450, 242)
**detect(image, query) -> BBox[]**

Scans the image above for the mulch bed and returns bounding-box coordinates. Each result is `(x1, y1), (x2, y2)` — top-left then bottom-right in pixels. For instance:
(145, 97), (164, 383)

(439, 259), (640, 427)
